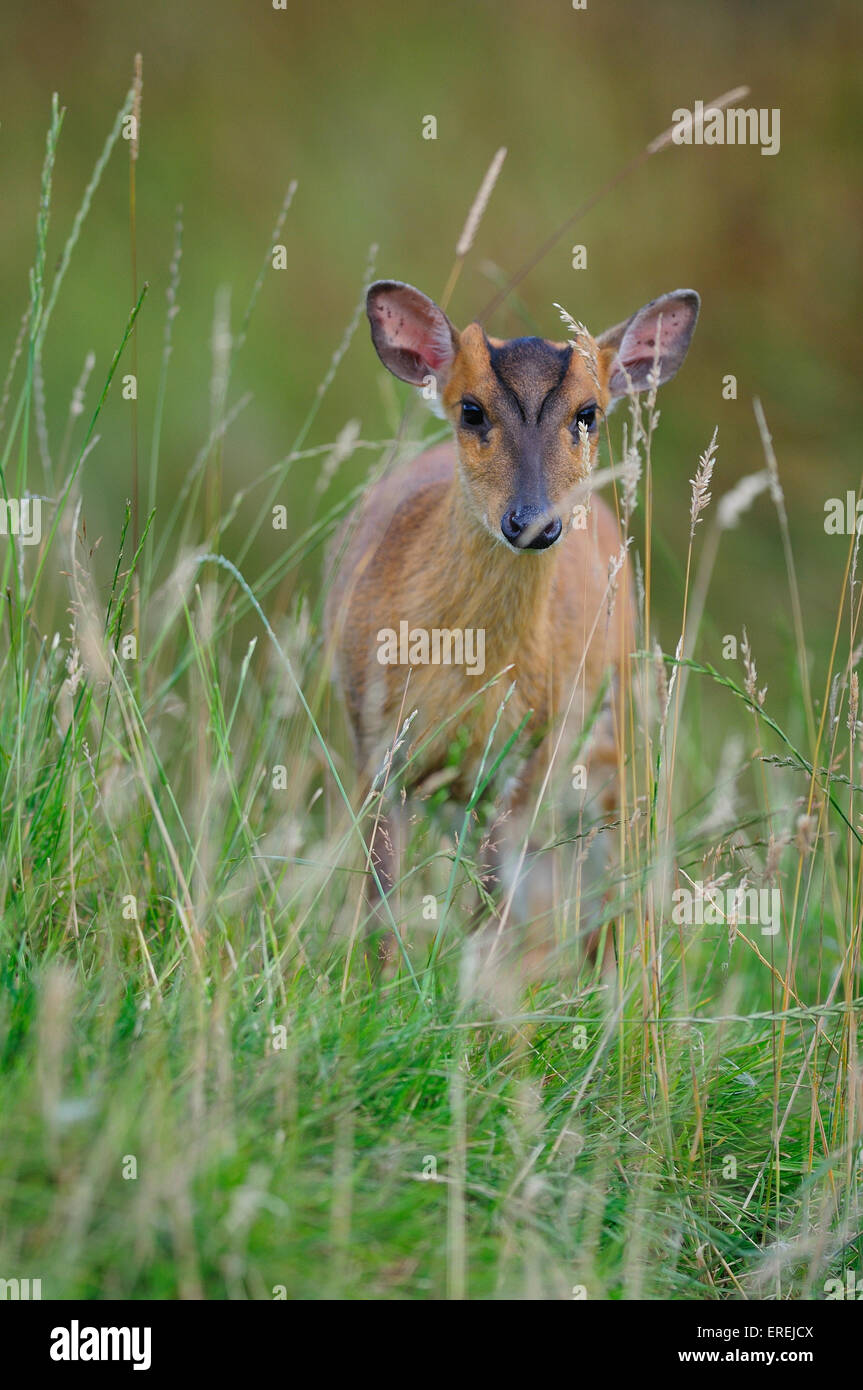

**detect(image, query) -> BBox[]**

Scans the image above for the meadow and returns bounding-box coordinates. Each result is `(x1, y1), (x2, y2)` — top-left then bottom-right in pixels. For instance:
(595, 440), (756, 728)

(1, 11), (861, 1301)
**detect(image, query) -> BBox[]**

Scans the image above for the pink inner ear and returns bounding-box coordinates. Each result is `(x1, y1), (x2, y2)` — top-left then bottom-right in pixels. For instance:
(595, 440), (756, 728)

(374, 297), (452, 373)
(421, 337), (451, 372)
(624, 309), (686, 365)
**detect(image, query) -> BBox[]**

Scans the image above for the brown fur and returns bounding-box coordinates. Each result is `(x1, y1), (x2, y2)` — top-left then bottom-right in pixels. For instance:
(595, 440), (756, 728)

(326, 440), (629, 796)
(324, 282), (699, 966)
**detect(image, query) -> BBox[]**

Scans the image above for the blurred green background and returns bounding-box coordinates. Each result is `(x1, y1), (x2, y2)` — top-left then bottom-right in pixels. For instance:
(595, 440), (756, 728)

(4, 0), (862, 684)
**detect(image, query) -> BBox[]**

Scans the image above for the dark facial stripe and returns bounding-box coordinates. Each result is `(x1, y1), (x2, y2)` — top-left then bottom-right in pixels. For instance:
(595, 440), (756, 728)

(486, 337), (572, 424)
(536, 369), (570, 423)
(483, 333), (526, 421)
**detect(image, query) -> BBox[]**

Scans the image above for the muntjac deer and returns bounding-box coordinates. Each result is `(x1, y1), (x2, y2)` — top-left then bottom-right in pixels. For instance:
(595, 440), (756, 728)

(325, 280), (699, 969)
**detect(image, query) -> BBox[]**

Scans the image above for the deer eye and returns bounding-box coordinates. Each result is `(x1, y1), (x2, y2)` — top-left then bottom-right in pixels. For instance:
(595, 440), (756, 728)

(460, 399), (486, 429)
(573, 403), (598, 436)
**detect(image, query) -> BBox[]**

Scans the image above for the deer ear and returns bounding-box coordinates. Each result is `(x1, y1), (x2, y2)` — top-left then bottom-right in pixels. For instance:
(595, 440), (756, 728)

(597, 290), (700, 399)
(366, 281), (459, 388)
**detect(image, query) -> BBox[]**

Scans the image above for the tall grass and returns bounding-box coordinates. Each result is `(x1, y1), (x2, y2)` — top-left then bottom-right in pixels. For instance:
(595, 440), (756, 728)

(0, 89), (859, 1302)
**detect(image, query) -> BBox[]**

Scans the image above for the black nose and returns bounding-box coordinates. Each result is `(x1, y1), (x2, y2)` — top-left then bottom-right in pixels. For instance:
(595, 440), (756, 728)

(501, 506), (562, 551)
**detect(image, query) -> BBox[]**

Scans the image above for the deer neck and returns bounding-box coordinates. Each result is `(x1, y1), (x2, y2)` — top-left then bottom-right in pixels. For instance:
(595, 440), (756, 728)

(427, 477), (559, 661)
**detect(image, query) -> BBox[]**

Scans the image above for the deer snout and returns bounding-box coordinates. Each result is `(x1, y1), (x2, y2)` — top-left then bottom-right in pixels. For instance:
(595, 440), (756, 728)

(500, 504), (562, 551)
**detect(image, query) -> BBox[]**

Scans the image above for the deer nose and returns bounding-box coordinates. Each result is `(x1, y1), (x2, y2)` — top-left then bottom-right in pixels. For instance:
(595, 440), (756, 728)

(501, 506), (562, 551)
